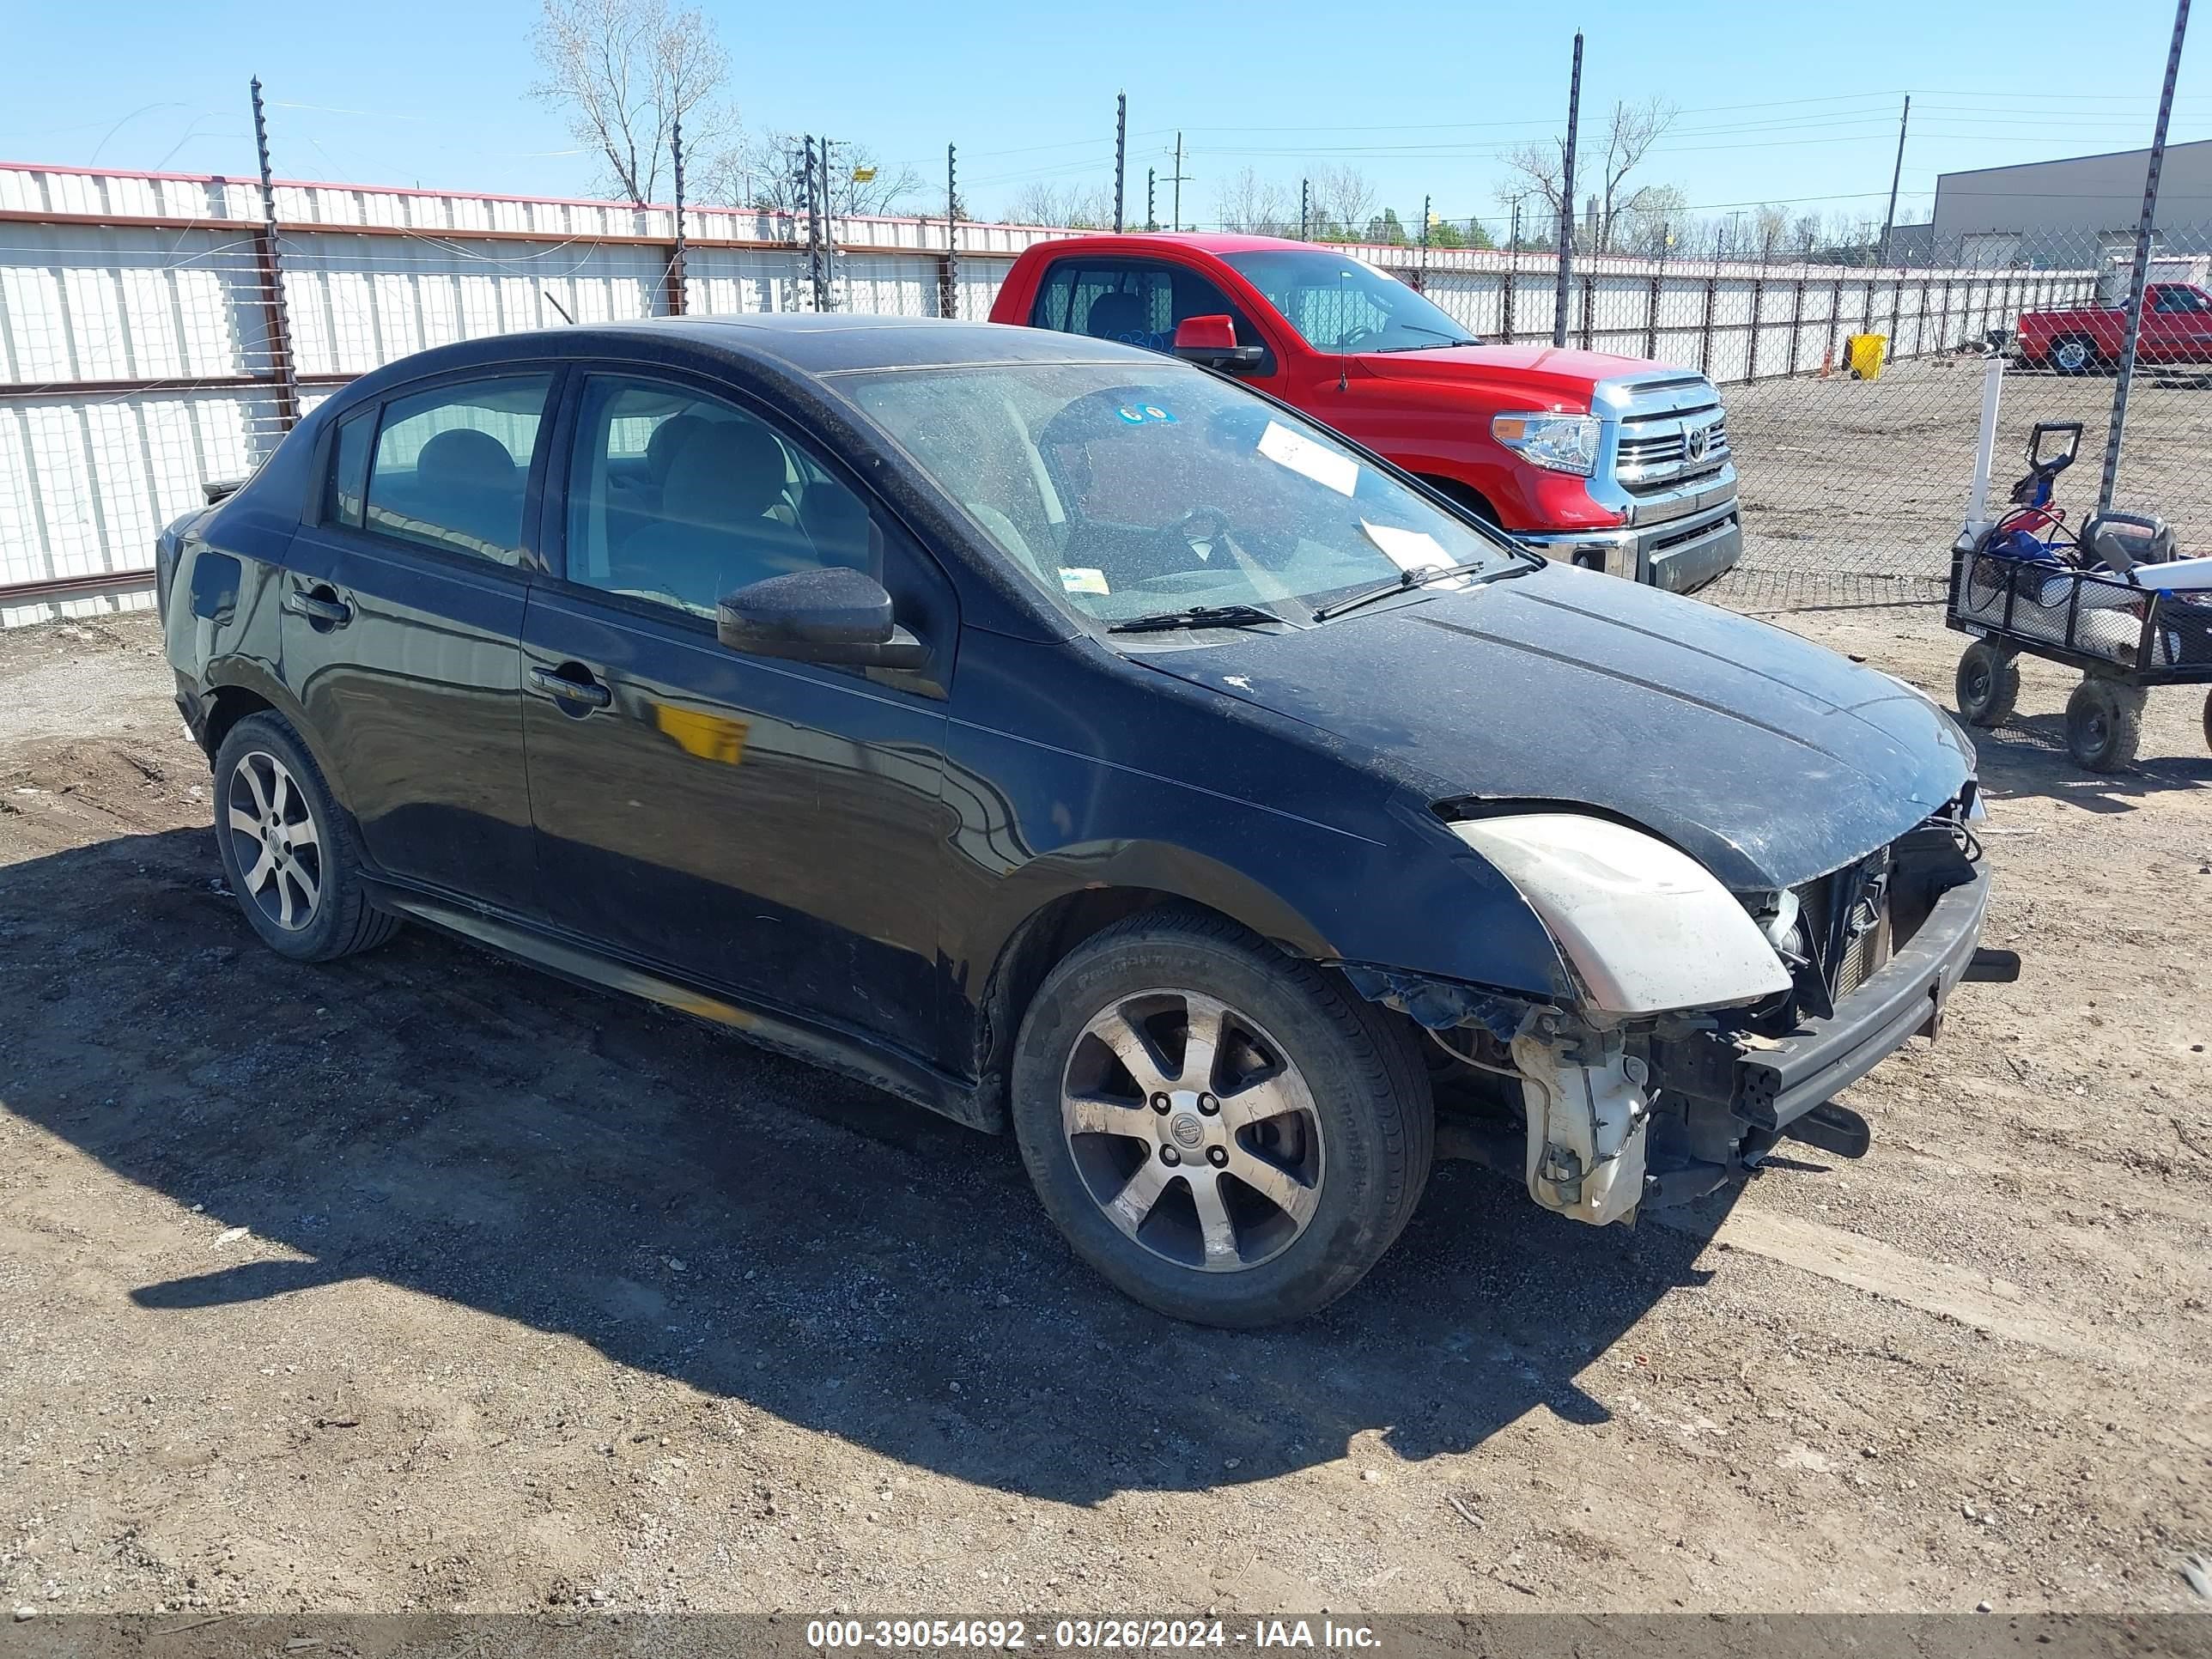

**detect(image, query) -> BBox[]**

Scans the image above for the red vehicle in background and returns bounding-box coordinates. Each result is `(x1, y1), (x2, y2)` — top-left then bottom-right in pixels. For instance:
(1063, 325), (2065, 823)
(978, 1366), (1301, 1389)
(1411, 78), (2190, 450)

(989, 233), (1742, 592)
(2014, 282), (2212, 374)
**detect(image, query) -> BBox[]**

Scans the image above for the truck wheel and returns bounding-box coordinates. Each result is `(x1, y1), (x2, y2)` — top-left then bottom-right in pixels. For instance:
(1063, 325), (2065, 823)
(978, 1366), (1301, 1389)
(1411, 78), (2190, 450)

(212, 712), (400, 962)
(2051, 336), (2102, 376)
(2202, 689), (2211, 756)
(2064, 678), (2143, 772)
(1009, 909), (1433, 1328)
(1954, 640), (2020, 727)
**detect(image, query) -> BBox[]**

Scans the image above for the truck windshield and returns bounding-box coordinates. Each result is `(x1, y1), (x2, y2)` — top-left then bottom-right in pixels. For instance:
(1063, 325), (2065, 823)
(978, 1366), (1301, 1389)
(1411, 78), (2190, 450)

(1222, 251), (1480, 354)
(841, 359), (1520, 628)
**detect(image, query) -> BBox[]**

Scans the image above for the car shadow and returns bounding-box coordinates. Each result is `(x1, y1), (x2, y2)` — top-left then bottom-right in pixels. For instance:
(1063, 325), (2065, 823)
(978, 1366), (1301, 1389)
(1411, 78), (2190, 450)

(0, 827), (1724, 1505)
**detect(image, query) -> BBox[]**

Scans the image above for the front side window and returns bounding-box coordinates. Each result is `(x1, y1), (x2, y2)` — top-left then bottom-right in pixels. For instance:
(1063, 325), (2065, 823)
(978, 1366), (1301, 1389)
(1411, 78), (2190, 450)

(2153, 286), (2209, 313)
(363, 375), (552, 564)
(562, 375), (877, 619)
(844, 360), (1517, 626)
(1221, 251), (1478, 354)
(1030, 259), (1269, 362)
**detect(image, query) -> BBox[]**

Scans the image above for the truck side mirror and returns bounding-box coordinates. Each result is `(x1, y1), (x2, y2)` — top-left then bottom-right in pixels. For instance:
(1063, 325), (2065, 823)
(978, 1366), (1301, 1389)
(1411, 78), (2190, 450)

(1172, 315), (1265, 373)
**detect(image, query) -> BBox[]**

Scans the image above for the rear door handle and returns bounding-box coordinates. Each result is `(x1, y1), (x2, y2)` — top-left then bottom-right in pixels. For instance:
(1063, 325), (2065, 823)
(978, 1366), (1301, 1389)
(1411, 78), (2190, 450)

(282, 586), (353, 627)
(530, 665), (612, 709)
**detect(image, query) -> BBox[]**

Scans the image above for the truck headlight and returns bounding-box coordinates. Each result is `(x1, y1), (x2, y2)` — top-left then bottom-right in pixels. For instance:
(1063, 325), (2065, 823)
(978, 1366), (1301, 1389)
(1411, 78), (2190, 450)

(1448, 813), (1792, 1016)
(1492, 412), (1601, 477)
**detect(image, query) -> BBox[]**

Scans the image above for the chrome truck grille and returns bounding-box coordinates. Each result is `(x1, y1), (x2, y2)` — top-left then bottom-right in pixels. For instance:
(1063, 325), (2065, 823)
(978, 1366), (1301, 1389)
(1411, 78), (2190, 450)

(1607, 374), (1731, 494)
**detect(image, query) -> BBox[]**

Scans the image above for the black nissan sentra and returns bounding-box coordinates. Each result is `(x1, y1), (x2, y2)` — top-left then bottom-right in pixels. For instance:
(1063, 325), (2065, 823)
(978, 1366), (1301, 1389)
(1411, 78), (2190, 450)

(156, 314), (2008, 1328)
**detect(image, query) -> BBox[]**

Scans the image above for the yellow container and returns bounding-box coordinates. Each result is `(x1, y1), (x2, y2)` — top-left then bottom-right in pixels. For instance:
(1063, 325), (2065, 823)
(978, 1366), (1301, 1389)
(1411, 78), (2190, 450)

(1844, 332), (1887, 380)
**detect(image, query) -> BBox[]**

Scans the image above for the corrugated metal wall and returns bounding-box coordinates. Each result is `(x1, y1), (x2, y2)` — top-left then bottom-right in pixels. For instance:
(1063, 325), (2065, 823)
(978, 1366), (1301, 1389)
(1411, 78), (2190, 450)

(0, 161), (2094, 625)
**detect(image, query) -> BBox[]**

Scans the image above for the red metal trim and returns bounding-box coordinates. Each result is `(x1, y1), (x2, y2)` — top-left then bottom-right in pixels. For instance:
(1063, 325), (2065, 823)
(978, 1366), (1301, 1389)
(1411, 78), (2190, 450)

(0, 568), (155, 604)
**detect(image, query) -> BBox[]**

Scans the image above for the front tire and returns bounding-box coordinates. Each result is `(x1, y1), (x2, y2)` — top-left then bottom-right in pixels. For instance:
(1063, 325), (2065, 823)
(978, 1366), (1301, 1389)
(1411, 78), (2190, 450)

(1010, 909), (1433, 1328)
(212, 712), (399, 962)
(2063, 678), (2144, 773)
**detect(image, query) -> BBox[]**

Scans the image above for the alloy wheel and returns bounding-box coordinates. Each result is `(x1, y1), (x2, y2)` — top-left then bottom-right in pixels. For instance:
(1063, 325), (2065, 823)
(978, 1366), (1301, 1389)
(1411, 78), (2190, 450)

(1059, 989), (1324, 1273)
(224, 750), (323, 931)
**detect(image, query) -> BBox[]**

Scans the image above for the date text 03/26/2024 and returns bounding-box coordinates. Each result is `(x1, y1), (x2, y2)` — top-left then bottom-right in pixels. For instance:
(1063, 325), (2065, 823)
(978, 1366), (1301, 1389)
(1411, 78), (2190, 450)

(804, 1620), (1382, 1651)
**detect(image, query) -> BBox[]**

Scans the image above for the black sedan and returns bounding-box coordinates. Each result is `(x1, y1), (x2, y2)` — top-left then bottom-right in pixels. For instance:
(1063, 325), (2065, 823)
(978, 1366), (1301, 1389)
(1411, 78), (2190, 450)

(155, 313), (2003, 1328)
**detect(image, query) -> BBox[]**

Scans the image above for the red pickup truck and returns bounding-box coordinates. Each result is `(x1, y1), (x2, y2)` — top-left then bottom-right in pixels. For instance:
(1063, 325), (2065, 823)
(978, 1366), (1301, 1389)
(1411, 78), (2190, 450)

(988, 233), (1742, 592)
(2015, 282), (2212, 374)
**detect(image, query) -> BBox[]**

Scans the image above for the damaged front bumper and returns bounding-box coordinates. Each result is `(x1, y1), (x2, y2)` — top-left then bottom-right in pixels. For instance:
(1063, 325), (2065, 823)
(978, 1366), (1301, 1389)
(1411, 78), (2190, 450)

(1344, 847), (2002, 1223)
(1656, 851), (1993, 1137)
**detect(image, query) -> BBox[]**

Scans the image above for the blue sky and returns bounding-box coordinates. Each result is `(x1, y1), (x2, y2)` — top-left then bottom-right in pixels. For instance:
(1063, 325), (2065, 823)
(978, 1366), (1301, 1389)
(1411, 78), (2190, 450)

(1, 0), (2202, 228)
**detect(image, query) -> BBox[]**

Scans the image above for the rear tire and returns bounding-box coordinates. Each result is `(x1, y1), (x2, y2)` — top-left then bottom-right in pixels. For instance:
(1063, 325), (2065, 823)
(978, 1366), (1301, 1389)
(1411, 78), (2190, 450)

(212, 712), (399, 963)
(1009, 908), (1433, 1328)
(1954, 640), (2021, 727)
(2051, 335), (2103, 376)
(2063, 678), (2143, 773)
(2202, 689), (2211, 756)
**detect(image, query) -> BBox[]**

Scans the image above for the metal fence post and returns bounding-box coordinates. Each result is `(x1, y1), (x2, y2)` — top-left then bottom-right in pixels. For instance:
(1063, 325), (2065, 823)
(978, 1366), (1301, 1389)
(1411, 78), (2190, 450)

(1552, 32), (1583, 348)
(1747, 270), (1765, 380)
(943, 144), (959, 319)
(668, 116), (688, 316)
(1698, 271), (1717, 374)
(248, 76), (301, 433)
(2100, 0), (2191, 513)
(1788, 277), (1805, 375)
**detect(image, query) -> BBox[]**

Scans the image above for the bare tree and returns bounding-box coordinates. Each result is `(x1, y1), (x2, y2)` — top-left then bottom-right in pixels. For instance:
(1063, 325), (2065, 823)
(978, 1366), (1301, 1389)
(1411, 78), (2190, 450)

(1498, 96), (1678, 252)
(1002, 179), (1117, 228)
(1594, 97), (1677, 251)
(530, 0), (733, 205)
(1310, 165), (1377, 241)
(1613, 183), (1686, 258)
(1214, 167), (1294, 236)
(1753, 202), (1790, 261)
(702, 134), (921, 217)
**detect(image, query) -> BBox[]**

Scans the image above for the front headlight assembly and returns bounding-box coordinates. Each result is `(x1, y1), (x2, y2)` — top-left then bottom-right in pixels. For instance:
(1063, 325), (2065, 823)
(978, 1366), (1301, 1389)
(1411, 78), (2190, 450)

(1448, 813), (1791, 1016)
(1491, 411), (1602, 477)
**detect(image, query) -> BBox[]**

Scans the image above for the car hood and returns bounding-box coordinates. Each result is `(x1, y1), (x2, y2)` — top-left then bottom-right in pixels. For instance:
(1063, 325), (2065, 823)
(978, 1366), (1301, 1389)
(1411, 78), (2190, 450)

(1137, 567), (1975, 891)
(1357, 343), (1652, 404)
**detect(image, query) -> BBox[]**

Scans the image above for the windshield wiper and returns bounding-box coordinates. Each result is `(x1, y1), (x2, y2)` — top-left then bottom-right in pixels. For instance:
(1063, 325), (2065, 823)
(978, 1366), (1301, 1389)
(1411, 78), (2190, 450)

(1311, 561), (1500, 622)
(1371, 324), (1480, 351)
(1105, 603), (1285, 635)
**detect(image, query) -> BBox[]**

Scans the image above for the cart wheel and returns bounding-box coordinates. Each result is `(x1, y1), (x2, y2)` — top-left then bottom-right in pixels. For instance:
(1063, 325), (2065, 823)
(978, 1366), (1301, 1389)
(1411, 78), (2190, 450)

(2064, 678), (2144, 773)
(1954, 641), (2020, 727)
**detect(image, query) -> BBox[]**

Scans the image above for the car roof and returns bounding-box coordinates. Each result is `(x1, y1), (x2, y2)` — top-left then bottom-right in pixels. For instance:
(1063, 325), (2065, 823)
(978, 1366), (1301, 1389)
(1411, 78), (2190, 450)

(599, 313), (1155, 374)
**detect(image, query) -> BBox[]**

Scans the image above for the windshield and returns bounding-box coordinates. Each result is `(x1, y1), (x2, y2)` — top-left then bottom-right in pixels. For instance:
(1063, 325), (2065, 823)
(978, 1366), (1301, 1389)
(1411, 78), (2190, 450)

(841, 361), (1518, 626)
(1221, 251), (1480, 354)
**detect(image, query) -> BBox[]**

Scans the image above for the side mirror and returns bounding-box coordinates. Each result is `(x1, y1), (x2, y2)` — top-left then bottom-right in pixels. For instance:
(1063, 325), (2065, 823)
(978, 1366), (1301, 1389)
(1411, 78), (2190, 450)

(716, 567), (929, 670)
(1172, 314), (1265, 373)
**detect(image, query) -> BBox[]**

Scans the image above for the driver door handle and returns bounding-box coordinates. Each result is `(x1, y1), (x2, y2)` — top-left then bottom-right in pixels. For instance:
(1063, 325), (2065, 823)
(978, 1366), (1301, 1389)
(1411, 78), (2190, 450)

(531, 665), (612, 709)
(282, 585), (352, 628)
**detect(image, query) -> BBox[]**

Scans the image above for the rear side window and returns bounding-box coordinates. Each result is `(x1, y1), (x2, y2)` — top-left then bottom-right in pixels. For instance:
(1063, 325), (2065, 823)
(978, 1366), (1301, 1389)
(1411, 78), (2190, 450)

(1030, 258), (1271, 366)
(364, 374), (553, 565)
(326, 409), (374, 528)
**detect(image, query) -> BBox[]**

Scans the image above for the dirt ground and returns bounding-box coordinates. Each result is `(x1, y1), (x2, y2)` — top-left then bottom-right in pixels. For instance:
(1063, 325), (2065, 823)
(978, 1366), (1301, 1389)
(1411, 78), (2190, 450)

(1, 605), (2209, 1620)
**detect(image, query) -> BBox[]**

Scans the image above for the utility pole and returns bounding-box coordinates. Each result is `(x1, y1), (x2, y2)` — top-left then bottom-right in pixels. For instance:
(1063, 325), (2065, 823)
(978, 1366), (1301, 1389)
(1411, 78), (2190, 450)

(1878, 94), (1911, 268)
(669, 115), (688, 315)
(1113, 91), (1127, 233)
(1170, 132), (1187, 233)
(1146, 167), (1157, 231)
(1553, 31), (1583, 347)
(2100, 0), (2191, 513)
(1419, 191), (1431, 285)
(945, 143), (960, 319)
(804, 135), (832, 313)
(1300, 177), (1310, 241)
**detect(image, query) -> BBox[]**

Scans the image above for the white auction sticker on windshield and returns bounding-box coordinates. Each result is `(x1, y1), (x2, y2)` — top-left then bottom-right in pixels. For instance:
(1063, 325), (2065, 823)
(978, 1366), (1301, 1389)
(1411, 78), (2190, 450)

(1360, 520), (1453, 573)
(1257, 419), (1358, 498)
(1059, 566), (1110, 596)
